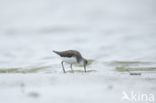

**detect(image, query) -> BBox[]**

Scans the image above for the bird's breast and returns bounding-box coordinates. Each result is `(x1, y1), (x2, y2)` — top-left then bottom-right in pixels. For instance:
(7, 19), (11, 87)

(62, 57), (77, 64)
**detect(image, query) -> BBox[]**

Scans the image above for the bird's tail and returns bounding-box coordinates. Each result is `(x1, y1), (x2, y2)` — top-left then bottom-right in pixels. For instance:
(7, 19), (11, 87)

(53, 50), (61, 55)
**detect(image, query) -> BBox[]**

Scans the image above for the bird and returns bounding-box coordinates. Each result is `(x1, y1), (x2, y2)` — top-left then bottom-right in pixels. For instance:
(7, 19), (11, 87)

(53, 50), (88, 73)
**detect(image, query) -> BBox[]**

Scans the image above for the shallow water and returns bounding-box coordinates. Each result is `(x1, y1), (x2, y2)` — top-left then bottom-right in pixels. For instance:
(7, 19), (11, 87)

(0, 0), (156, 103)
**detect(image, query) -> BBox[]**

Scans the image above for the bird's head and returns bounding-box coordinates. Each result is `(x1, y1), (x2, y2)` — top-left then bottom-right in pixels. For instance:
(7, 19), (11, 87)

(83, 59), (88, 66)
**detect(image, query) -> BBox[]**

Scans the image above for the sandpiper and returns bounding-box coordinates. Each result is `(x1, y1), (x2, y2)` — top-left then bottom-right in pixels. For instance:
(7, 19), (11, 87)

(53, 50), (88, 73)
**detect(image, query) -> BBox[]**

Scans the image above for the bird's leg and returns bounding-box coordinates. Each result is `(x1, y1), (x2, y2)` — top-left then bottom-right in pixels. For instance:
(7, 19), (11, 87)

(61, 61), (66, 73)
(70, 64), (73, 71)
(84, 65), (86, 72)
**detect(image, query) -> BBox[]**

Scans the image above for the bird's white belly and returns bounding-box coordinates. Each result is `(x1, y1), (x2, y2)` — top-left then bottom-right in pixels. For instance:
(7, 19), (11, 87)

(62, 57), (77, 64)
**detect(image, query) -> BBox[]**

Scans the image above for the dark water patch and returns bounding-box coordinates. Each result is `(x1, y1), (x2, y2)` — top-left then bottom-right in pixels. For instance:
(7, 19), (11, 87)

(110, 61), (153, 66)
(0, 68), (19, 73)
(116, 66), (156, 72)
(129, 72), (142, 76)
(0, 66), (51, 73)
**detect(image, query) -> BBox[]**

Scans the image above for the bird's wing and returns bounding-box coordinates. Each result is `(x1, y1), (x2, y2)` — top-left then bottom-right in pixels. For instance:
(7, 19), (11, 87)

(53, 50), (74, 57)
